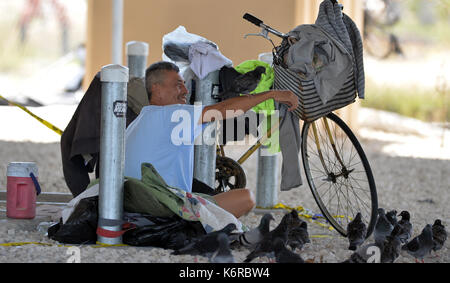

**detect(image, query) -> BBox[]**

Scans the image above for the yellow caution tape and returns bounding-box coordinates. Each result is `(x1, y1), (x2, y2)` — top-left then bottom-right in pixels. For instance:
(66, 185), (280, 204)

(309, 234), (334, 239)
(273, 202), (352, 221)
(93, 241), (129, 248)
(0, 241), (62, 247)
(0, 94), (63, 136)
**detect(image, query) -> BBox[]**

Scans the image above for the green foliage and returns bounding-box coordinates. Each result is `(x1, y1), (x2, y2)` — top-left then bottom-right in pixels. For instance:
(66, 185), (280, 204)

(362, 81), (450, 123)
(390, 0), (450, 46)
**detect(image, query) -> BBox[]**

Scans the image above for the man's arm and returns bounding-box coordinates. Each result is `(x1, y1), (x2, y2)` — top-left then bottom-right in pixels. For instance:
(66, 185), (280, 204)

(199, 90), (298, 123)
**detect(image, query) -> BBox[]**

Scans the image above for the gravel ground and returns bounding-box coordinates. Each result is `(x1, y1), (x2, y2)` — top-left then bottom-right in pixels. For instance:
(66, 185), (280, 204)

(0, 106), (448, 263)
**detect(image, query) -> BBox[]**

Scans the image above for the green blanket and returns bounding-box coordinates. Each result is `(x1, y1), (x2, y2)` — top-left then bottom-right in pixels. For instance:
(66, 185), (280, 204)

(124, 163), (216, 218)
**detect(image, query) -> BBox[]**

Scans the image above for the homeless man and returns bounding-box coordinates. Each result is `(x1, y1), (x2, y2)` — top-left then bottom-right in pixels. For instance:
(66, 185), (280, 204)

(124, 61), (298, 218)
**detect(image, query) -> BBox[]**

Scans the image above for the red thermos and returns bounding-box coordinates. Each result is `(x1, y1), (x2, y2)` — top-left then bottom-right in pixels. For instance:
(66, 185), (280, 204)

(6, 162), (41, 219)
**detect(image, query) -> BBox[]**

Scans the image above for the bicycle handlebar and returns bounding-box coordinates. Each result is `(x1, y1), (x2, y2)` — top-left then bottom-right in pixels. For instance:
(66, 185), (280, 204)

(242, 13), (287, 39)
(243, 13), (263, 27)
(243, 1), (341, 40)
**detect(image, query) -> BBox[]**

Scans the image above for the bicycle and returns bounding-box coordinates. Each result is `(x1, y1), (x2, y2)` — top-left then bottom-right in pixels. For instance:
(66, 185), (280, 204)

(363, 0), (404, 59)
(214, 5), (378, 238)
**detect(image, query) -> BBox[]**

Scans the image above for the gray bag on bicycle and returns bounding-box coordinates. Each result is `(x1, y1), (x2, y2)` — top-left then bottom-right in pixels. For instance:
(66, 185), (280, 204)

(273, 25), (357, 123)
(273, 0), (364, 122)
(275, 0), (365, 191)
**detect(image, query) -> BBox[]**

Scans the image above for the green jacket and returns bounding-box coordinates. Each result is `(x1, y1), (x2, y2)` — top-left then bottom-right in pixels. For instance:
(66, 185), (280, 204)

(235, 60), (275, 115)
(235, 60), (280, 153)
(123, 163), (216, 218)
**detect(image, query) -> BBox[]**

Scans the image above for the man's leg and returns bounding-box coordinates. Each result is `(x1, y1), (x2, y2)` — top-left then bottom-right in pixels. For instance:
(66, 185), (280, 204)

(213, 188), (255, 218)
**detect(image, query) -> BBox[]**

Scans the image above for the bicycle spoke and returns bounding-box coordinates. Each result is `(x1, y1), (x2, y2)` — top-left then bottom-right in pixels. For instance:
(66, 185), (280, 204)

(347, 160), (363, 169)
(345, 182), (356, 225)
(335, 181), (353, 226)
(311, 174), (330, 181)
(346, 180), (364, 218)
(335, 183), (344, 223)
(317, 181), (334, 201)
(327, 182), (339, 213)
(336, 176), (371, 198)
(309, 161), (329, 175)
(347, 176), (370, 184)
(348, 175), (373, 200)
(345, 179), (372, 216)
(348, 147), (360, 168)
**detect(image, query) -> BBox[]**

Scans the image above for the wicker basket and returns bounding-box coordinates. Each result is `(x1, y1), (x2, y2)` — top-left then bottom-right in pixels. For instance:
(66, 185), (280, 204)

(272, 63), (356, 122)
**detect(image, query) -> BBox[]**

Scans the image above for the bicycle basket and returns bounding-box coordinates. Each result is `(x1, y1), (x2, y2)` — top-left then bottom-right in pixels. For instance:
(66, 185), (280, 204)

(272, 39), (357, 122)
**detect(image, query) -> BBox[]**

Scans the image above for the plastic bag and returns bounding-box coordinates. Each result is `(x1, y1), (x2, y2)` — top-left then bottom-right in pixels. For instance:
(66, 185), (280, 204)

(48, 196), (99, 244)
(162, 26), (225, 82)
(122, 215), (205, 250)
(162, 26), (217, 63)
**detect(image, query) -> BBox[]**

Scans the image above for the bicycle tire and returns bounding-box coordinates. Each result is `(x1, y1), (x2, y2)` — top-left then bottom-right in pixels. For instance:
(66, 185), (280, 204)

(301, 112), (378, 237)
(215, 156), (247, 193)
(363, 26), (393, 59)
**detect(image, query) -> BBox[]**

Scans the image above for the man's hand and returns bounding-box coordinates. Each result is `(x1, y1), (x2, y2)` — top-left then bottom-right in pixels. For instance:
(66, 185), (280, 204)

(271, 90), (298, 112)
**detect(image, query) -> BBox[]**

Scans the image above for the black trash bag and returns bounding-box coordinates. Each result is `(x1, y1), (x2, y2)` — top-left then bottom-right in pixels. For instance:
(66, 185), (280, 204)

(122, 215), (205, 250)
(48, 196), (99, 244)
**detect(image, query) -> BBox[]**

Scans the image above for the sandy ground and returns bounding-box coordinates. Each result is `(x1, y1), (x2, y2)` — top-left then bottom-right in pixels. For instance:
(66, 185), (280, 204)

(0, 103), (448, 263)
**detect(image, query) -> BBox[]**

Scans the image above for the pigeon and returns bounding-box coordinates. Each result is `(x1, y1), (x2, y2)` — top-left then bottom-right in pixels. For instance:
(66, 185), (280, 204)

(385, 209), (398, 226)
(172, 223), (236, 258)
(244, 212), (293, 263)
(274, 238), (304, 263)
(347, 212), (367, 251)
(342, 251), (368, 263)
(229, 66), (266, 95)
(287, 209), (304, 229)
(374, 208), (394, 247)
(234, 213), (274, 249)
(287, 221), (310, 251)
(380, 225), (402, 263)
(402, 224), (434, 263)
(209, 233), (236, 263)
(395, 210), (413, 244)
(344, 229), (401, 263)
(431, 219), (447, 253)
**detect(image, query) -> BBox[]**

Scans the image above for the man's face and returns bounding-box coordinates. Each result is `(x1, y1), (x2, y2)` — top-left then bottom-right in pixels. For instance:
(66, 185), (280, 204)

(152, 70), (188, 105)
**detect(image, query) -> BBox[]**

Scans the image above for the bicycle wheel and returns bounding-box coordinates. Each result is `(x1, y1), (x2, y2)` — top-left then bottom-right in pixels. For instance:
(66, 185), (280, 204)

(215, 156), (247, 193)
(363, 26), (393, 59)
(301, 113), (378, 237)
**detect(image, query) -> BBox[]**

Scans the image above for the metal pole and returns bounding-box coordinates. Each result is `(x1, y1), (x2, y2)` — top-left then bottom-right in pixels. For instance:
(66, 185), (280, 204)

(256, 52), (279, 208)
(193, 71), (219, 188)
(256, 144), (279, 208)
(112, 0), (123, 64)
(98, 64), (129, 245)
(126, 41), (149, 79)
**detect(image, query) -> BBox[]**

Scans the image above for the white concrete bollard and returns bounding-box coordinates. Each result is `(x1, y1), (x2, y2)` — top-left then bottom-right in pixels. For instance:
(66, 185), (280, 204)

(255, 52), (279, 208)
(126, 41), (149, 79)
(97, 64), (128, 245)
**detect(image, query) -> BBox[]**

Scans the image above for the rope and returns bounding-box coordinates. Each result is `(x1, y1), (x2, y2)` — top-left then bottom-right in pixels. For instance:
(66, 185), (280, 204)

(257, 202), (352, 233)
(0, 94), (63, 136)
